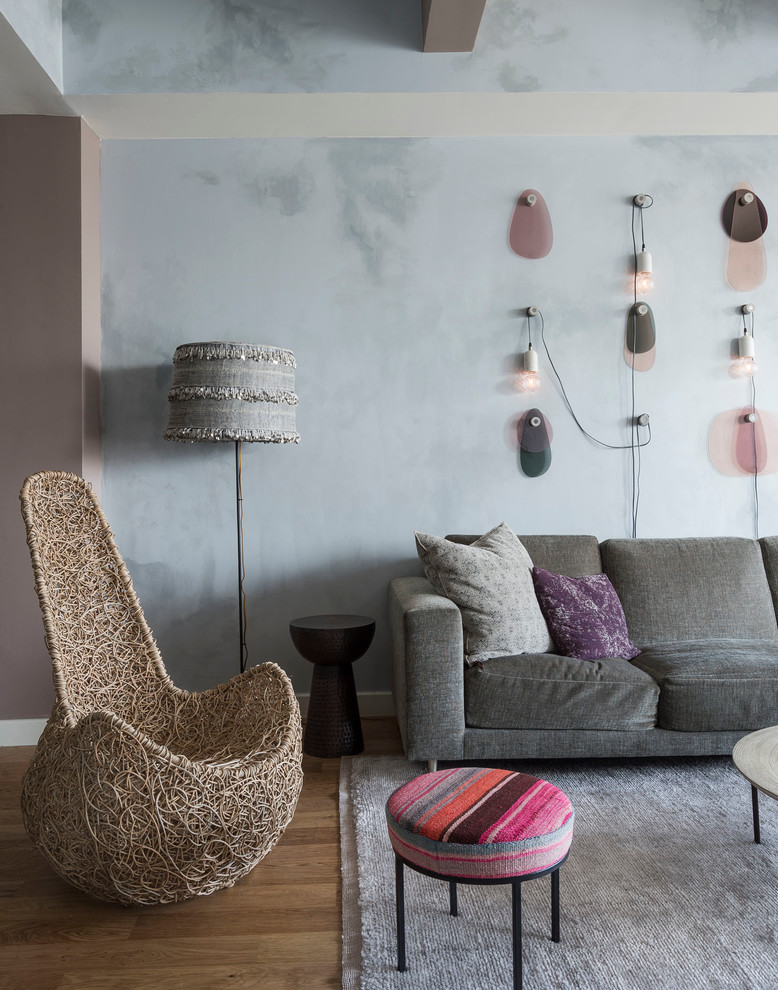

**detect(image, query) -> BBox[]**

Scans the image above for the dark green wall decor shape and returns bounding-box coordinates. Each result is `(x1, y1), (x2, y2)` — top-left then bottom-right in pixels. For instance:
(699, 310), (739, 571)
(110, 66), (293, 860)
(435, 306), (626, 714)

(625, 302), (656, 372)
(518, 408), (552, 477)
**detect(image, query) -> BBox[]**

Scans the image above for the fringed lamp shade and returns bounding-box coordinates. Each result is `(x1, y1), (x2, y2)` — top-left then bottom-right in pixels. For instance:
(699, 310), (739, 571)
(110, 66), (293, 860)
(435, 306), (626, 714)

(164, 342), (299, 444)
(163, 341), (299, 673)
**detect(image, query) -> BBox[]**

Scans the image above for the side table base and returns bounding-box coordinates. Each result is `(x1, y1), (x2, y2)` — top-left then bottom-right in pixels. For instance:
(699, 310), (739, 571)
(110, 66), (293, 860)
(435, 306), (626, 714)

(304, 662), (364, 758)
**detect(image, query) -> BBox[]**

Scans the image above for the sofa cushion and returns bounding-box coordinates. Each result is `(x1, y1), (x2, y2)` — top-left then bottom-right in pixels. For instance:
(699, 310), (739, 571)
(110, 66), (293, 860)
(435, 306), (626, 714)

(600, 537), (778, 647)
(760, 537), (778, 621)
(447, 533), (602, 576)
(415, 523), (554, 662)
(631, 639), (778, 731)
(464, 654), (658, 731)
(532, 567), (640, 660)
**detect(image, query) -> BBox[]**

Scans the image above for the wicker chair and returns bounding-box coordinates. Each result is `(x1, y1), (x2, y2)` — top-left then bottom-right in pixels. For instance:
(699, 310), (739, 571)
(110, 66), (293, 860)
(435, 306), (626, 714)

(19, 470), (303, 906)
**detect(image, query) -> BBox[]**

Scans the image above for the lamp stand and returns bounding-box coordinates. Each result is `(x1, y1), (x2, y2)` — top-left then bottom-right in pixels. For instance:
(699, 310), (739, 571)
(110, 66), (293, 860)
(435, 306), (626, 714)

(235, 440), (247, 674)
(164, 342), (299, 678)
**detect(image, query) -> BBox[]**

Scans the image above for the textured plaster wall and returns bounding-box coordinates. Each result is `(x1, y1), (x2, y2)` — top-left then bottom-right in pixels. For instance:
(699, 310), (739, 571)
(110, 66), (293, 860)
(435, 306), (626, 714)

(63, 0), (778, 96)
(1, 0), (62, 89)
(101, 135), (778, 698)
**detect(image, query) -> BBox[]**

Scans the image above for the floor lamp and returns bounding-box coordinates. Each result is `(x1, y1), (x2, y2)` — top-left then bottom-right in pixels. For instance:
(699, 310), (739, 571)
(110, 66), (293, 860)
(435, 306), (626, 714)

(164, 341), (299, 673)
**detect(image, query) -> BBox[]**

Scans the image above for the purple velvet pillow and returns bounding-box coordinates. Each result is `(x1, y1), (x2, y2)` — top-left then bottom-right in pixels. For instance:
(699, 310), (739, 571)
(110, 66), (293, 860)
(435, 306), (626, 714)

(531, 566), (640, 661)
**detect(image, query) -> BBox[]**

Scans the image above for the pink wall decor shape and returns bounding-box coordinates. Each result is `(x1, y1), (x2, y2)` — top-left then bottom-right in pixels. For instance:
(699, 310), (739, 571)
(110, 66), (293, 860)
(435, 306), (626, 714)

(709, 407), (778, 477)
(624, 302), (656, 372)
(509, 189), (553, 259)
(723, 183), (768, 291)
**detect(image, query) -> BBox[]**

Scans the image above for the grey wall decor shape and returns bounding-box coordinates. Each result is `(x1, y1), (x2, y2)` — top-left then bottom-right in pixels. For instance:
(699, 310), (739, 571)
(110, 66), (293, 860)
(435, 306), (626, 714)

(625, 302), (656, 372)
(517, 408), (552, 477)
(723, 183), (768, 291)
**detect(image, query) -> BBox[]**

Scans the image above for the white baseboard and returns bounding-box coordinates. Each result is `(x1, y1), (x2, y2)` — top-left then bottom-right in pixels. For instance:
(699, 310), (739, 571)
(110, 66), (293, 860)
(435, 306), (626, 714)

(0, 718), (47, 747)
(0, 693), (396, 746)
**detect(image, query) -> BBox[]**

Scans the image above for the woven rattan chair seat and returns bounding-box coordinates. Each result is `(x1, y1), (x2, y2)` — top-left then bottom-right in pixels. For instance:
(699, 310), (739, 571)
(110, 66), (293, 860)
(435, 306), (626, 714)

(19, 471), (303, 906)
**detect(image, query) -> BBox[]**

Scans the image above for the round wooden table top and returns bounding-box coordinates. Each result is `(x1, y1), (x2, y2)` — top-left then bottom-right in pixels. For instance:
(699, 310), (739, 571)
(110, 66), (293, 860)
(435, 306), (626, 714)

(289, 614), (375, 667)
(733, 725), (778, 801)
(289, 614), (374, 632)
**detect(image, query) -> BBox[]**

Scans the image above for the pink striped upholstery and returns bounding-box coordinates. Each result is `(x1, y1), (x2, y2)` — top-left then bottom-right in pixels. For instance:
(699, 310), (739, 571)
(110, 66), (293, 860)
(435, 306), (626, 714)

(386, 768), (573, 880)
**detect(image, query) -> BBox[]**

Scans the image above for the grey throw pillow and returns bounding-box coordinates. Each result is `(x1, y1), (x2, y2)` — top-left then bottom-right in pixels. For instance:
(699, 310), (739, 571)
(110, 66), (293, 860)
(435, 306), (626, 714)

(415, 522), (554, 663)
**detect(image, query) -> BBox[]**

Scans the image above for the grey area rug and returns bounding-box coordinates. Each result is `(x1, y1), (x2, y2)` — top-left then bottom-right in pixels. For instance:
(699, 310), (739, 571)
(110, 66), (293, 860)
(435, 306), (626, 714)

(341, 755), (778, 990)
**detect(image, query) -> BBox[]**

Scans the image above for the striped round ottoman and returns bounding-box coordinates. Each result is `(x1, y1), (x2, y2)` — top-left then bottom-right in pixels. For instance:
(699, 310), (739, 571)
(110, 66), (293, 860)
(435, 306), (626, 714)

(385, 767), (574, 990)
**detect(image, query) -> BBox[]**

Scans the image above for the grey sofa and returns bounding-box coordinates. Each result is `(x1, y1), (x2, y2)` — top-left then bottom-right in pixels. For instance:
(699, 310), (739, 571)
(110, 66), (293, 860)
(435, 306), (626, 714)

(389, 534), (778, 767)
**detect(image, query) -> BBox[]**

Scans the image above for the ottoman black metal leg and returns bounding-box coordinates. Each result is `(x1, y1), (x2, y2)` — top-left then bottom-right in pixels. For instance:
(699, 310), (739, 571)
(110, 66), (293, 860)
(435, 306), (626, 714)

(395, 855), (406, 971)
(551, 868), (560, 943)
(449, 881), (458, 917)
(752, 785), (761, 844)
(512, 881), (522, 990)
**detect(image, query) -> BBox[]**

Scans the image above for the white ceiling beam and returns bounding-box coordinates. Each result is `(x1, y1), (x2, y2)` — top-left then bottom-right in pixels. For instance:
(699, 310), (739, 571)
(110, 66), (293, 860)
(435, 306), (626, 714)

(64, 91), (778, 140)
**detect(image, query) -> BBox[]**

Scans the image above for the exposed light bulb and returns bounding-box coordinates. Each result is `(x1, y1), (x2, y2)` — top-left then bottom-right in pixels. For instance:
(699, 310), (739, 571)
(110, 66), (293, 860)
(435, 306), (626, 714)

(515, 345), (541, 393)
(730, 357), (758, 379)
(730, 329), (757, 377)
(635, 248), (653, 294)
(635, 271), (654, 294)
(515, 370), (541, 393)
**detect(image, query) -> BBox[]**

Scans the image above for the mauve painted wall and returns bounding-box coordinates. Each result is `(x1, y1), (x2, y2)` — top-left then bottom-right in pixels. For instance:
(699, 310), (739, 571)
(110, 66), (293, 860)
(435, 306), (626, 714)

(0, 116), (100, 720)
(62, 0), (778, 95)
(99, 135), (778, 700)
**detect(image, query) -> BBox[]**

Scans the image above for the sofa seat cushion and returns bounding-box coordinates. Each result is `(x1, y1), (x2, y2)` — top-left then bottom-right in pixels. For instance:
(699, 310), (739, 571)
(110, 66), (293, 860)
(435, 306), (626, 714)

(464, 654), (658, 731)
(631, 639), (778, 731)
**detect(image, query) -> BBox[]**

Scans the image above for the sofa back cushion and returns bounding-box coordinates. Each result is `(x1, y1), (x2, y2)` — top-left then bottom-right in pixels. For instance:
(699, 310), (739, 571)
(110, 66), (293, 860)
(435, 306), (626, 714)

(600, 537), (778, 646)
(760, 537), (778, 620)
(446, 534), (602, 577)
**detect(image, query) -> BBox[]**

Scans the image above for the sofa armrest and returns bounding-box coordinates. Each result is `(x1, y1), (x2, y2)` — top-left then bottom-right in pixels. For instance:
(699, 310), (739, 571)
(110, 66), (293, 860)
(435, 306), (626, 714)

(389, 576), (465, 763)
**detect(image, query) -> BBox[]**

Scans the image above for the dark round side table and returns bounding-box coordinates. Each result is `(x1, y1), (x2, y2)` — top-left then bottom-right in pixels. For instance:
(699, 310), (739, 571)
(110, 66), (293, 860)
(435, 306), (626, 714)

(290, 614), (375, 758)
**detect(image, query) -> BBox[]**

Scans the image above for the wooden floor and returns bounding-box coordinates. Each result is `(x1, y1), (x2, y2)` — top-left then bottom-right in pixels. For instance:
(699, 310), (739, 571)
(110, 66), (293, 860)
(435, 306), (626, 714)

(0, 717), (403, 990)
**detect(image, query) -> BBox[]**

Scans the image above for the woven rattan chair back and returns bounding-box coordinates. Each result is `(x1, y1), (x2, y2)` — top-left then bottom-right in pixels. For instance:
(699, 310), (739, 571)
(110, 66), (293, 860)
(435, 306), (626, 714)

(20, 471), (174, 731)
(19, 470), (303, 905)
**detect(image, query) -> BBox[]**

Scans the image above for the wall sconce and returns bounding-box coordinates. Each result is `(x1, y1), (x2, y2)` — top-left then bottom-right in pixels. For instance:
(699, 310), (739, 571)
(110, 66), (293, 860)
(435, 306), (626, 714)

(730, 304), (758, 378)
(625, 301), (656, 372)
(515, 306), (541, 392)
(723, 184), (768, 291)
(633, 194), (654, 293)
(509, 189), (553, 259)
(517, 407), (552, 477)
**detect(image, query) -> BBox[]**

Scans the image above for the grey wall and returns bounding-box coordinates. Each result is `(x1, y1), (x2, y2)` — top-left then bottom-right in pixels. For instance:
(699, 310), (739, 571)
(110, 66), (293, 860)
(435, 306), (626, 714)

(1, 0), (62, 89)
(101, 134), (778, 699)
(5, 0), (778, 717)
(62, 0), (778, 95)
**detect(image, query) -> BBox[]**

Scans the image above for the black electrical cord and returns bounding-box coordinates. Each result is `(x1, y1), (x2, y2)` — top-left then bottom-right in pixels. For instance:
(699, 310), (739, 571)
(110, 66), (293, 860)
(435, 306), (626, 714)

(629, 194), (653, 537)
(745, 308), (759, 540)
(532, 195), (654, 538)
(536, 310), (652, 452)
(751, 375), (759, 540)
